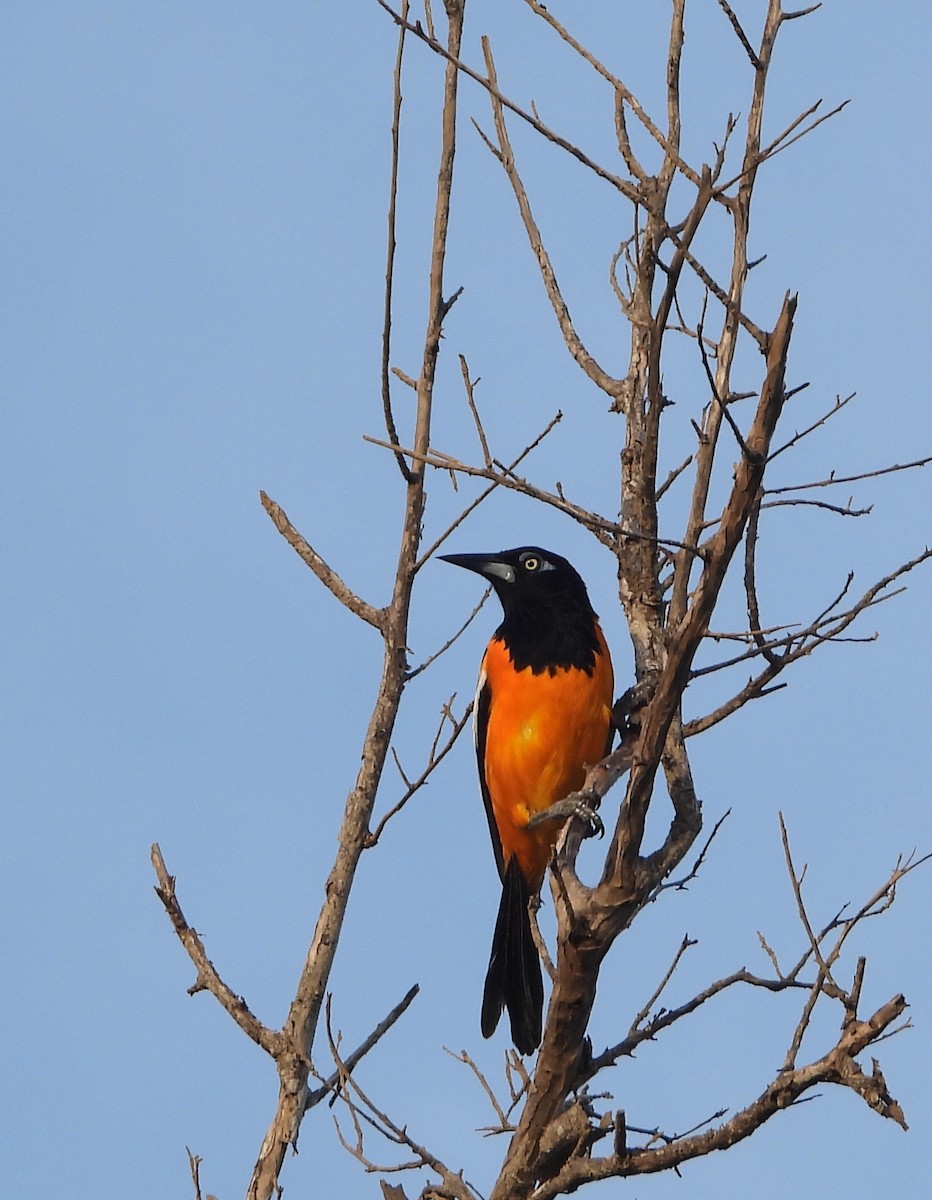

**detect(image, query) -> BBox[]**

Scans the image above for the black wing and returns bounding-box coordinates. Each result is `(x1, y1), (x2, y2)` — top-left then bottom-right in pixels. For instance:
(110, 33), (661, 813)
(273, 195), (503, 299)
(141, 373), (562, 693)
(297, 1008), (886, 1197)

(475, 666), (505, 881)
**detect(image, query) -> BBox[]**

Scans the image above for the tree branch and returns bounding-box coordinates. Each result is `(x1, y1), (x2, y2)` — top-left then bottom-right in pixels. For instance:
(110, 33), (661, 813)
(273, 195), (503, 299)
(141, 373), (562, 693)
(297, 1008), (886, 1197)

(259, 491), (386, 630)
(151, 844), (284, 1057)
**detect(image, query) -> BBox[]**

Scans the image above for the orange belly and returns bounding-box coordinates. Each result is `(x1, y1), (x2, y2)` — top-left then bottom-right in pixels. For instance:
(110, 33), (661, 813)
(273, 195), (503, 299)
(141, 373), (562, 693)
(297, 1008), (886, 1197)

(481, 628), (613, 887)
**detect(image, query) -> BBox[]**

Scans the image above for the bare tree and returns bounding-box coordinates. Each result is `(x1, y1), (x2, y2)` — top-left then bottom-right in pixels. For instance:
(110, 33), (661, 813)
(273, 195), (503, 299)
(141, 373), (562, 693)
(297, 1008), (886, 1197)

(153, 3), (929, 1198)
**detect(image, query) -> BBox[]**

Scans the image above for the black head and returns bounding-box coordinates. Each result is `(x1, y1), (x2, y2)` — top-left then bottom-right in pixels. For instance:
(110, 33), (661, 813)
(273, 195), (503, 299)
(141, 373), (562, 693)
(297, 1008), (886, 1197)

(439, 546), (601, 673)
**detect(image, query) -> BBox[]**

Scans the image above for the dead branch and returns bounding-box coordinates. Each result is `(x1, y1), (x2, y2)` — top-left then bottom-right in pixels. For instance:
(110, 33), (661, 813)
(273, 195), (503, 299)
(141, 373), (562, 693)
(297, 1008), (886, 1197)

(154, 4), (929, 1197)
(761, 496), (872, 517)
(686, 547), (932, 734)
(531, 983), (908, 1199)
(376, 0), (641, 200)
(414, 409), (564, 568)
(366, 432), (705, 556)
(366, 698), (473, 846)
(768, 391), (855, 459)
(766, 454), (932, 494)
(365, 431), (621, 546)
(186, 1147), (205, 1200)
(459, 354), (491, 467)
(381, 2), (413, 482)
(324, 1000), (475, 1199)
(446, 1048), (512, 1133)
(521, 0), (701, 186)
(306, 985), (420, 1112)
(259, 491), (385, 630)
(151, 844), (284, 1057)
(758, 98), (850, 167)
(479, 37), (622, 398)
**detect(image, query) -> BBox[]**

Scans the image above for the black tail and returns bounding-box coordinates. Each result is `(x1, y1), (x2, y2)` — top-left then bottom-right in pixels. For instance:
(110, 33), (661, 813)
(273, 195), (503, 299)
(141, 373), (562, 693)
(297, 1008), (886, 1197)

(481, 856), (544, 1055)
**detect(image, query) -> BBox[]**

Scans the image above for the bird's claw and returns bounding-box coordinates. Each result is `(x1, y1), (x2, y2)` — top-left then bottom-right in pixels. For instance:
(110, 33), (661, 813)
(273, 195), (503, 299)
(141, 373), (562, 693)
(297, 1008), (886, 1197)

(527, 793), (604, 839)
(574, 800), (604, 840)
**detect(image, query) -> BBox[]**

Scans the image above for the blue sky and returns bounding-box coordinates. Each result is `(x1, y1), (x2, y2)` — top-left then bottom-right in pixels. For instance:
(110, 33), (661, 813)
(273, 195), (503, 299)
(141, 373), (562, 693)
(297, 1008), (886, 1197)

(3, 3), (931, 1198)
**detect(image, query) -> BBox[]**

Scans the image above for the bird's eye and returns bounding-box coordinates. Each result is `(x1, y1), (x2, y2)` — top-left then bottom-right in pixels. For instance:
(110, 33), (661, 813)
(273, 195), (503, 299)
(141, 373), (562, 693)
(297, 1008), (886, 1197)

(522, 555), (540, 572)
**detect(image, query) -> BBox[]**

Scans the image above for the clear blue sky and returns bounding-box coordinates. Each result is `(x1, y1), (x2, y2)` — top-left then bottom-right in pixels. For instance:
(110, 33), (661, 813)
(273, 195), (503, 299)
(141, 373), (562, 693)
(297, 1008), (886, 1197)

(3, 3), (930, 1198)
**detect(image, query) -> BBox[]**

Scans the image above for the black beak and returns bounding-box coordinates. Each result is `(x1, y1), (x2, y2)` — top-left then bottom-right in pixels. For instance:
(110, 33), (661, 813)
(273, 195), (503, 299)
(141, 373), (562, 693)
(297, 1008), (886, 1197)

(438, 552), (515, 585)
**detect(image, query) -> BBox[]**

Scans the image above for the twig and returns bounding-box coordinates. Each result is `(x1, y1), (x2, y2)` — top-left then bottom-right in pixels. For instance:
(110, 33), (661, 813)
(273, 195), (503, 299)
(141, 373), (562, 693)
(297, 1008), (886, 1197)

(186, 1148), (204, 1200)
(743, 491), (780, 666)
(406, 590), (489, 679)
(459, 355), (491, 467)
(259, 491), (385, 630)
(366, 699), (474, 847)
(768, 391), (856, 459)
(324, 1001), (474, 1197)
(480, 36), (622, 399)
(414, 411), (564, 569)
(766, 455), (932, 494)
(779, 814), (842, 997)
(657, 809), (732, 893)
(446, 1048), (512, 1131)
(656, 455), (693, 502)
(521, 0), (701, 185)
(375, 0), (641, 202)
(685, 547), (931, 735)
(628, 935), (697, 1034)
(667, 231), (769, 350)
(761, 497), (872, 517)
(759, 98), (850, 165)
(381, 1), (414, 482)
(716, 0), (760, 67)
(696, 306), (752, 458)
(584, 965), (811, 1083)
(306, 985), (420, 1111)
(366, 433), (702, 554)
(151, 844), (284, 1057)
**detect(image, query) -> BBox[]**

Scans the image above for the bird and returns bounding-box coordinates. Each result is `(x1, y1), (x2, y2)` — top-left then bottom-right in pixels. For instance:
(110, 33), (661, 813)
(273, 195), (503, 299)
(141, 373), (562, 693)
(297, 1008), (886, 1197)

(439, 546), (615, 1055)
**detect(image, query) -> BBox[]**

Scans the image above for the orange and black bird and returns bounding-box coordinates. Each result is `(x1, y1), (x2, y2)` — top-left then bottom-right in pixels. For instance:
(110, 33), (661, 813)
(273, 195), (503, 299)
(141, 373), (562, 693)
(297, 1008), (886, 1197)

(440, 546), (614, 1055)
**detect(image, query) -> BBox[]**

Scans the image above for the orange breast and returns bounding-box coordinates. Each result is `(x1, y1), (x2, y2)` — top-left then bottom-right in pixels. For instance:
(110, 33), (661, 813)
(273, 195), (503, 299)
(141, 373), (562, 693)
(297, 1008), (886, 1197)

(480, 626), (613, 887)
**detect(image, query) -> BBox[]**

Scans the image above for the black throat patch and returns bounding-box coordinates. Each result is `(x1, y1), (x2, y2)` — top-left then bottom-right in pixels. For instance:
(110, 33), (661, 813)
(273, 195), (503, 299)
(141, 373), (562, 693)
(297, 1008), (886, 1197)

(494, 606), (601, 675)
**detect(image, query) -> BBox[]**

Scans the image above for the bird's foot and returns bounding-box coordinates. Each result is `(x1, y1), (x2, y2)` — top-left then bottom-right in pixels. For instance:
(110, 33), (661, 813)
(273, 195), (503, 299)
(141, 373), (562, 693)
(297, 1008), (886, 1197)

(526, 791), (604, 839)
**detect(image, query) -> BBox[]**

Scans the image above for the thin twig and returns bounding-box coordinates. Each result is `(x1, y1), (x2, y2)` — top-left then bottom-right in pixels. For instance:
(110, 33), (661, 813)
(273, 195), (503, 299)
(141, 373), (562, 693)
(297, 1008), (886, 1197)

(657, 809), (732, 893)
(406, 591), (489, 679)
(446, 1047), (512, 1131)
(521, 0), (701, 185)
(306, 985), (420, 1111)
(366, 699), (474, 847)
(459, 355), (492, 467)
(186, 1148), (204, 1200)
(766, 456), (932, 494)
(151, 844), (284, 1057)
(628, 935), (698, 1034)
(414, 411), (565, 569)
(480, 36), (622, 399)
(382, 1), (414, 482)
(767, 392), (856, 459)
(375, 0), (641, 202)
(761, 497), (872, 517)
(366, 433), (702, 554)
(656, 455), (693, 501)
(260, 491), (385, 630)
(323, 1000), (474, 1197)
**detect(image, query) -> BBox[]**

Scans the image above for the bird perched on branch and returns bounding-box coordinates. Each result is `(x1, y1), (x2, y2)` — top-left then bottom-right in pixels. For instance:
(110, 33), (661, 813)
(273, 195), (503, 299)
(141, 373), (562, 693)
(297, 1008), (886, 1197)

(439, 546), (615, 1055)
